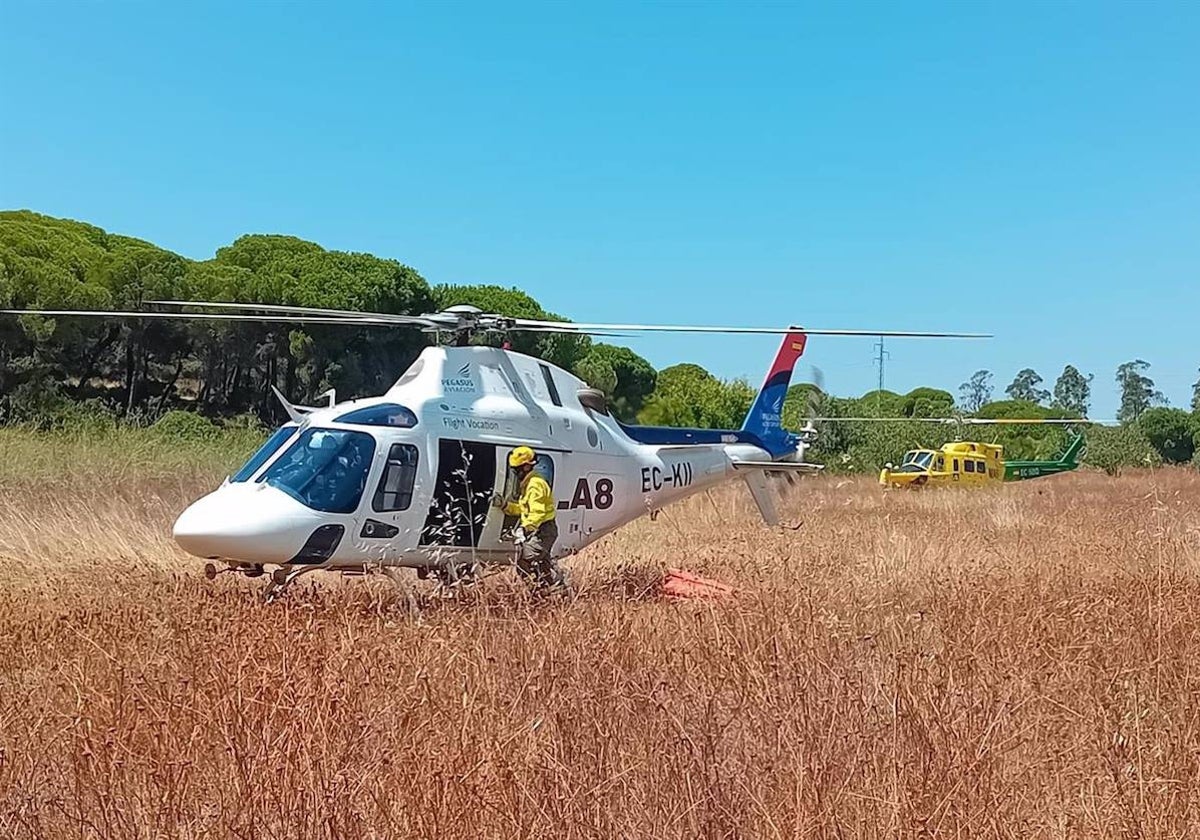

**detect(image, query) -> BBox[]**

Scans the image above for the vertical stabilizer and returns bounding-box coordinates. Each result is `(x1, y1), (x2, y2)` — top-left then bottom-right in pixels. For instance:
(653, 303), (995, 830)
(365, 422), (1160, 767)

(743, 471), (780, 526)
(1060, 434), (1085, 466)
(740, 329), (807, 457)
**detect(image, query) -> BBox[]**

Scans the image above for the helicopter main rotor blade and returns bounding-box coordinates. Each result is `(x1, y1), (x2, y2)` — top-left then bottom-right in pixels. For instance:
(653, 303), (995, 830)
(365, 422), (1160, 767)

(510, 319), (990, 338)
(958, 418), (1101, 425)
(0, 307), (639, 339)
(149, 301), (624, 334)
(805, 416), (1100, 424)
(0, 309), (404, 326)
(803, 417), (959, 423)
(147, 299), (437, 326)
(3, 304), (993, 343)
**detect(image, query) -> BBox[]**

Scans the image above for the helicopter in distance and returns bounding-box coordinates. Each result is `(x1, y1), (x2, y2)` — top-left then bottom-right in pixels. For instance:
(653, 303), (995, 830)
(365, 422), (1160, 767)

(804, 414), (1097, 488)
(1, 300), (988, 599)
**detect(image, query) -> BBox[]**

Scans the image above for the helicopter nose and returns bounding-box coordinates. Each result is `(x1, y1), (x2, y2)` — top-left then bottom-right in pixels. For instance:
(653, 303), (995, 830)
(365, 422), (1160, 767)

(172, 485), (327, 563)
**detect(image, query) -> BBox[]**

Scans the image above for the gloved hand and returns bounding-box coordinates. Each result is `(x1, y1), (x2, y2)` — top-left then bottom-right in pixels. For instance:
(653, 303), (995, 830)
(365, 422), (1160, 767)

(513, 527), (527, 545)
(490, 492), (505, 509)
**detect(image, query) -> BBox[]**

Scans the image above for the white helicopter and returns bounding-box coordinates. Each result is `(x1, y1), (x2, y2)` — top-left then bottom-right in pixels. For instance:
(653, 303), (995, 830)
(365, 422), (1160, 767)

(2, 301), (988, 598)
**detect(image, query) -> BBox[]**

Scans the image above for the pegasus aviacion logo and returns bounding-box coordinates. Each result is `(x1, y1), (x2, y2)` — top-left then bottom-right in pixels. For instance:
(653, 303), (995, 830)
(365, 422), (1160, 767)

(442, 362), (474, 393)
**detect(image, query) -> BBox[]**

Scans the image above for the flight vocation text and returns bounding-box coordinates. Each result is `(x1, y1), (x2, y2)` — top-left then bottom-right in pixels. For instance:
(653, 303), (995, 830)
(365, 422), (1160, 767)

(640, 462), (694, 492)
(441, 416), (499, 431)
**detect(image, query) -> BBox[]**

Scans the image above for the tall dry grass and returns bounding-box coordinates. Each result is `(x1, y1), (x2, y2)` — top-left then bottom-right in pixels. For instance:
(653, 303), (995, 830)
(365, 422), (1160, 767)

(1, 432), (1199, 838)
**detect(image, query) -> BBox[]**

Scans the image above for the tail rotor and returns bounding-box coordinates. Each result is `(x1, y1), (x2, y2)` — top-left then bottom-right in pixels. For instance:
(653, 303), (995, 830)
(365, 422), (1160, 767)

(798, 365), (824, 447)
(775, 365), (825, 486)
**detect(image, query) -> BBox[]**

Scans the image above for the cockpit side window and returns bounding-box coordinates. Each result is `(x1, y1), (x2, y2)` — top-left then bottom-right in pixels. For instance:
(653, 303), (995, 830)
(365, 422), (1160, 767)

(539, 364), (563, 407)
(373, 443), (419, 512)
(335, 403), (418, 428)
(259, 428), (376, 514)
(231, 424), (297, 482)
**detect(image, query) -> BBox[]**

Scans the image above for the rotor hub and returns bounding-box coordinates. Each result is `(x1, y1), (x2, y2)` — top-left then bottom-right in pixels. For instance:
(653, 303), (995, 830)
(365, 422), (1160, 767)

(418, 306), (519, 341)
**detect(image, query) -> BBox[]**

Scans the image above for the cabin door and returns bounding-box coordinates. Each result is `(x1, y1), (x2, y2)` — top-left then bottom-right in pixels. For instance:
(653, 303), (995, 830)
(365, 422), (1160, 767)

(474, 448), (575, 558)
(419, 439), (497, 548)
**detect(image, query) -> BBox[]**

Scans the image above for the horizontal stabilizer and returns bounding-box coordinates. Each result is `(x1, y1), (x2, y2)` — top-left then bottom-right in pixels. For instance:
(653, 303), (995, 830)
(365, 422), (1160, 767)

(739, 462), (821, 526)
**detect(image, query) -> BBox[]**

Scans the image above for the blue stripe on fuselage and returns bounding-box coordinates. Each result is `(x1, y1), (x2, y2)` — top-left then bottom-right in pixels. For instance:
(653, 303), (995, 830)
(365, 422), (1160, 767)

(618, 422), (773, 451)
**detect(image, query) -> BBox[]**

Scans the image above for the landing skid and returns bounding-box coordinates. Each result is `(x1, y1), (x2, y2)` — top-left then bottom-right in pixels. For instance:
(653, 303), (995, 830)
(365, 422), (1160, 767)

(262, 565), (325, 603)
(204, 561), (264, 579)
(202, 556), (569, 603)
(418, 560), (484, 596)
(202, 561), (324, 602)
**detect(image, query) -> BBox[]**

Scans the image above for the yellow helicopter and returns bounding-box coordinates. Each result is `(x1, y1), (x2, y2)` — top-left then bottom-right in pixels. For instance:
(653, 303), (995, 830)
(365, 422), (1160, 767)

(803, 413), (1094, 489)
(878, 428), (1085, 488)
(878, 417), (1094, 489)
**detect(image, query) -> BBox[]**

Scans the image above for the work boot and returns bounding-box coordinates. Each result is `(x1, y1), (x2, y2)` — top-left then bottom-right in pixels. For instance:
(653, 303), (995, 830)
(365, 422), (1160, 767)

(537, 563), (570, 596)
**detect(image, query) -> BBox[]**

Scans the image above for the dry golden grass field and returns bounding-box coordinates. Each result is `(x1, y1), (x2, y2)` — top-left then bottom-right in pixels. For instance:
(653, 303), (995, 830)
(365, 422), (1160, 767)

(1, 431), (1199, 838)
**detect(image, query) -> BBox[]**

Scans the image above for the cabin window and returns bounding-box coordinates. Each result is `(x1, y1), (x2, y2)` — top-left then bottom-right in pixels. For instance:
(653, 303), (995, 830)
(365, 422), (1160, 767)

(539, 364), (562, 407)
(953, 458), (960, 472)
(935, 457), (945, 471)
(373, 444), (419, 512)
(503, 452), (555, 502)
(231, 424), (297, 482)
(964, 460), (975, 473)
(259, 429), (377, 514)
(976, 460), (986, 474)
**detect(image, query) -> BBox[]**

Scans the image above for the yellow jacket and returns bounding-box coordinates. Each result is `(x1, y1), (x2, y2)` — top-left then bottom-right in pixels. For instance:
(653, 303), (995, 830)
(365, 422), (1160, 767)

(505, 474), (556, 532)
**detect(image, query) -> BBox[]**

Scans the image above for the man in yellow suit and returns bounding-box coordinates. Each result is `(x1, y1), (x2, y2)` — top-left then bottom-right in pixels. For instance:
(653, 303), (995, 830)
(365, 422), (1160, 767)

(493, 446), (565, 590)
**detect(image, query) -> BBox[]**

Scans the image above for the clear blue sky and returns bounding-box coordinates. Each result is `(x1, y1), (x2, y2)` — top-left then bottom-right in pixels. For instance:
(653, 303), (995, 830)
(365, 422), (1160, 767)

(3, 0), (1197, 418)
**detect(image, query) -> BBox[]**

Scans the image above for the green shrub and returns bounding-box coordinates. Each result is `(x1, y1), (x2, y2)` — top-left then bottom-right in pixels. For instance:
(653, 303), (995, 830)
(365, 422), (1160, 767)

(1137, 407), (1195, 464)
(151, 410), (220, 441)
(1084, 424), (1161, 476)
(222, 412), (266, 433)
(1, 377), (118, 433)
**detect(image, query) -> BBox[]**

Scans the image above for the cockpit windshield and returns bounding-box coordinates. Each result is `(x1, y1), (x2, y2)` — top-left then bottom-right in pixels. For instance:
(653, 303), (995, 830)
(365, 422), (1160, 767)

(258, 429), (376, 514)
(897, 450), (934, 473)
(231, 424), (297, 483)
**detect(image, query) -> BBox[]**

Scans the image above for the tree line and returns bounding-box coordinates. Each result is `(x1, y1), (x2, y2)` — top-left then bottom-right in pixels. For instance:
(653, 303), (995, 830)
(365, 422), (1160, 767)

(0, 211), (657, 425)
(2, 210), (1197, 473)
(954, 363), (1200, 469)
(958, 362), (1195, 424)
